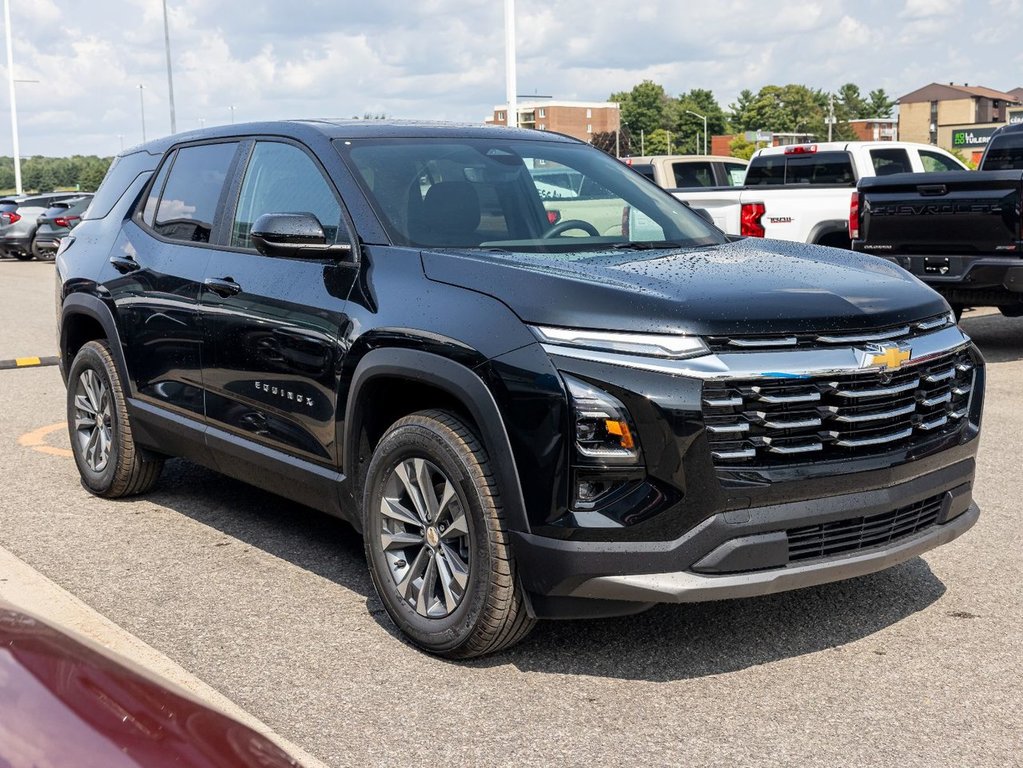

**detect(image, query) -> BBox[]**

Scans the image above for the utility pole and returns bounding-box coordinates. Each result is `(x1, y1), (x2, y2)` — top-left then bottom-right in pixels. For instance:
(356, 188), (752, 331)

(640, 129), (644, 156)
(162, 0), (176, 134)
(828, 93), (835, 142)
(4, 0), (21, 194)
(504, 0), (517, 128)
(138, 84), (146, 142)
(229, 105), (235, 124)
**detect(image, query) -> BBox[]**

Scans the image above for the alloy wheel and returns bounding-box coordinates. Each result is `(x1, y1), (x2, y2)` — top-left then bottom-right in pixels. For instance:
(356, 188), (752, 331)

(379, 458), (471, 618)
(73, 368), (113, 473)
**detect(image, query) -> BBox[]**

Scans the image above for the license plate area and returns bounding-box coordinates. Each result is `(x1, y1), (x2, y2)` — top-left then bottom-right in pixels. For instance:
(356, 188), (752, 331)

(924, 257), (951, 276)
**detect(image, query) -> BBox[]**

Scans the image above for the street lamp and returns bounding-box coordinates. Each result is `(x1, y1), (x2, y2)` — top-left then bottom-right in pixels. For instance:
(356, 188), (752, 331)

(162, 0), (176, 134)
(229, 105), (235, 124)
(504, 0), (517, 128)
(3, 0), (22, 193)
(138, 84), (146, 142)
(686, 109), (708, 155)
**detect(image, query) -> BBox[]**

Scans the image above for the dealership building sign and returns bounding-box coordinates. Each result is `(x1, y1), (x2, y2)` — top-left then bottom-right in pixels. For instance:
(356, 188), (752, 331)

(951, 127), (999, 147)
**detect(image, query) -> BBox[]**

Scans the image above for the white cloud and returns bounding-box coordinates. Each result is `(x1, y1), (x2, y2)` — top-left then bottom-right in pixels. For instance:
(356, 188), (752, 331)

(0, 0), (1015, 156)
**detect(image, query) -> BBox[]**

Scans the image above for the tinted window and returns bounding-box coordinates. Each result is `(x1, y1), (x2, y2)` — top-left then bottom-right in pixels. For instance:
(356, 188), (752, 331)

(982, 134), (1023, 170)
(154, 142), (237, 243)
(919, 150), (966, 172)
(631, 164), (656, 182)
(231, 142), (344, 249)
(745, 156), (785, 186)
(871, 148), (912, 175)
(672, 162), (713, 188)
(141, 151), (174, 227)
(746, 152), (854, 186)
(83, 151), (160, 221)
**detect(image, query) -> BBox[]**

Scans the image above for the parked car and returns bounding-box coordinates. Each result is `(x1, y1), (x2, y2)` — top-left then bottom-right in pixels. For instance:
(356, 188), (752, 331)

(56, 121), (983, 658)
(853, 122), (1023, 317)
(0, 191), (86, 260)
(673, 141), (968, 245)
(625, 154), (748, 190)
(32, 194), (93, 260)
(0, 600), (305, 767)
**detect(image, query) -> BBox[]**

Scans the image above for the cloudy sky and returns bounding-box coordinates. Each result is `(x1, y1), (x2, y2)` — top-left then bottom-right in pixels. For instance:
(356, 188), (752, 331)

(4, 0), (1022, 156)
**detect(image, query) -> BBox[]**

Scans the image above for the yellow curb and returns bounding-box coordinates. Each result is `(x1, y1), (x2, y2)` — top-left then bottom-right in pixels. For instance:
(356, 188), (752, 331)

(15, 356), (42, 366)
(18, 421), (73, 458)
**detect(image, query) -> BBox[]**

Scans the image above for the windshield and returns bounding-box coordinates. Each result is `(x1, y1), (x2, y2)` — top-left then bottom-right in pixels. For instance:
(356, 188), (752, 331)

(336, 137), (725, 252)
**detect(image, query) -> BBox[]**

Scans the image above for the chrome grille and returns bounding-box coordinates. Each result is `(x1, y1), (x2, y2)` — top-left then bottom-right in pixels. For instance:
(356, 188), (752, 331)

(702, 348), (974, 465)
(705, 312), (953, 353)
(787, 494), (944, 562)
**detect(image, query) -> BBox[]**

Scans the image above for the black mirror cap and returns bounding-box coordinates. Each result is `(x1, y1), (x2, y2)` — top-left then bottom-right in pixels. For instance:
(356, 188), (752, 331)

(692, 207), (715, 226)
(250, 212), (328, 258)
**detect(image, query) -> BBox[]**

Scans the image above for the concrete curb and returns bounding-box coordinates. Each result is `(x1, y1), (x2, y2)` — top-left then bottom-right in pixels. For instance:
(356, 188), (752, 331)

(0, 545), (331, 768)
(0, 355), (59, 370)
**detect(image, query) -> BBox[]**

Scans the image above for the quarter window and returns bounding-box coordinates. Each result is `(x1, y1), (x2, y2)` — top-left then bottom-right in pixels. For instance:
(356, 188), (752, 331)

(919, 150), (968, 172)
(153, 142), (238, 243)
(231, 142), (344, 250)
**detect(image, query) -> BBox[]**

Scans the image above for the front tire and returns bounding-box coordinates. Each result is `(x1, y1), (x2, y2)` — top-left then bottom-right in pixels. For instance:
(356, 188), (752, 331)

(363, 410), (535, 658)
(66, 340), (163, 497)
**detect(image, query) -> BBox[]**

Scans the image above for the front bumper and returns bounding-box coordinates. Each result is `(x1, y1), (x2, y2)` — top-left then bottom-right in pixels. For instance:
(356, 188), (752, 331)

(514, 458), (977, 617)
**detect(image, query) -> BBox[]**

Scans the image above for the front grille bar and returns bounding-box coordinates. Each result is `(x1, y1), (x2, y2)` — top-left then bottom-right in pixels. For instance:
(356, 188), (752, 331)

(751, 388), (821, 404)
(826, 402), (916, 423)
(833, 427), (914, 448)
(816, 326), (910, 344)
(830, 378), (920, 398)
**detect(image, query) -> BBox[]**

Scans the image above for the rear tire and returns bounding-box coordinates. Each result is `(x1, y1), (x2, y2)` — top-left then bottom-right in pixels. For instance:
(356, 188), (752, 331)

(12, 251), (33, 261)
(363, 409), (535, 658)
(66, 340), (163, 498)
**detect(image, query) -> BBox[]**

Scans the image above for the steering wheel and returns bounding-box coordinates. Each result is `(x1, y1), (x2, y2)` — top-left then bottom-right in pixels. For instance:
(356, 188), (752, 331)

(543, 219), (600, 238)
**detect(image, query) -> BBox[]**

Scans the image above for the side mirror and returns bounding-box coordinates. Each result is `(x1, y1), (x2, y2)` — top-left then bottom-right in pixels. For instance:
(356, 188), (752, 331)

(250, 212), (351, 259)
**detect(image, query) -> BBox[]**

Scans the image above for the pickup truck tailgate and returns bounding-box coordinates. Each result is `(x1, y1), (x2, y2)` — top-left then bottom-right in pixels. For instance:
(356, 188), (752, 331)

(859, 170), (1023, 254)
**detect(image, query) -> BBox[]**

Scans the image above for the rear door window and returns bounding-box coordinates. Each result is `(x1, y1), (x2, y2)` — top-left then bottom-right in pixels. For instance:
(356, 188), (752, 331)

(919, 150), (965, 172)
(672, 162), (714, 188)
(870, 148), (912, 176)
(154, 142), (238, 243)
(723, 163), (747, 186)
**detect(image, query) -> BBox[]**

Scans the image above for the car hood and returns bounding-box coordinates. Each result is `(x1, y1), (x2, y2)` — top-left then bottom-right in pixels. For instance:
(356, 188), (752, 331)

(421, 238), (949, 337)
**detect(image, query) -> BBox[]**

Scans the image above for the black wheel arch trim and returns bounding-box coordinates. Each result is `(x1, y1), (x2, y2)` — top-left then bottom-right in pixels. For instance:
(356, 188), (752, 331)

(343, 347), (531, 534)
(60, 292), (130, 388)
(808, 219), (851, 245)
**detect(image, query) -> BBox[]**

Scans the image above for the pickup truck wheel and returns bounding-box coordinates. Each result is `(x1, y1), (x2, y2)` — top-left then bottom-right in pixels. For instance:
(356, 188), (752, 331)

(12, 251), (34, 261)
(363, 409), (535, 658)
(66, 340), (163, 498)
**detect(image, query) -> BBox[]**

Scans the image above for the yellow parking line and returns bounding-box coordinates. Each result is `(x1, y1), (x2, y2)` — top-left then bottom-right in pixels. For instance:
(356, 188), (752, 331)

(18, 422), (73, 458)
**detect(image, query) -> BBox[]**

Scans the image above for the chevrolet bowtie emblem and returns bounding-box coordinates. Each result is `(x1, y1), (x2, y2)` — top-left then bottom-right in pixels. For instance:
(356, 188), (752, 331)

(863, 343), (912, 371)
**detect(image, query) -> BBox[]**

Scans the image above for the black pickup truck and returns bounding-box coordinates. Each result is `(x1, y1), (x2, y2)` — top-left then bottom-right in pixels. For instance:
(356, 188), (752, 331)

(853, 123), (1023, 317)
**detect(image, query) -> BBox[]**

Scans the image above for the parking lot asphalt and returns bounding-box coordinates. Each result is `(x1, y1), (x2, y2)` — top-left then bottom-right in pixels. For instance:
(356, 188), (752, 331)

(1, 260), (1021, 767)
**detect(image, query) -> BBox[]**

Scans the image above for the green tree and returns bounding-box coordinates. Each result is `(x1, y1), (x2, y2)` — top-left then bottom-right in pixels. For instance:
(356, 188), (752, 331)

(643, 128), (673, 155)
(670, 88), (729, 154)
(611, 80), (671, 136)
(728, 89), (757, 132)
(866, 88), (896, 118)
(835, 83), (868, 121)
(736, 84), (824, 135)
(728, 134), (757, 160)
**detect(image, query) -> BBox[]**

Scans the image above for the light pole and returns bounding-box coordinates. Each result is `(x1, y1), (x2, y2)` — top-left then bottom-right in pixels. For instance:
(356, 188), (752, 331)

(504, 0), (517, 128)
(4, 0), (21, 193)
(686, 109), (708, 155)
(162, 0), (176, 134)
(138, 84), (146, 142)
(229, 105), (235, 124)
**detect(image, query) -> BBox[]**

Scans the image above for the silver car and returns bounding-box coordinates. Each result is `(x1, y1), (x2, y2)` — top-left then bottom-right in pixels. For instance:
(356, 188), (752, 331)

(0, 192), (84, 260)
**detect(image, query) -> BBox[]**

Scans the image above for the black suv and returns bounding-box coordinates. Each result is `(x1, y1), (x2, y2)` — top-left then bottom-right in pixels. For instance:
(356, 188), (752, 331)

(56, 121), (984, 658)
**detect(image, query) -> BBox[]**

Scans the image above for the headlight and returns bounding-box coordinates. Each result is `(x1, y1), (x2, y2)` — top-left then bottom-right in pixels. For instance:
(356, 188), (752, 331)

(563, 374), (640, 464)
(531, 325), (708, 360)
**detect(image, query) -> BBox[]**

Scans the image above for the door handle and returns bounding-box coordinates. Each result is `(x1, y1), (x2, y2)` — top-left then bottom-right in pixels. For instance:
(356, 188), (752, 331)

(109, 255), (141, 273)
(204, 276), (242, 297)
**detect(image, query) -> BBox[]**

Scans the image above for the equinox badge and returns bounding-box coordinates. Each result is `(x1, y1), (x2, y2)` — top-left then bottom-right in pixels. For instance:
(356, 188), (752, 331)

(860, 342), (912, 371)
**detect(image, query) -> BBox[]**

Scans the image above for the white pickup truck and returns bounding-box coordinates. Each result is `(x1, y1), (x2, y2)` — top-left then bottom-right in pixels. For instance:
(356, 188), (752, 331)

(674, 141), (968, 248)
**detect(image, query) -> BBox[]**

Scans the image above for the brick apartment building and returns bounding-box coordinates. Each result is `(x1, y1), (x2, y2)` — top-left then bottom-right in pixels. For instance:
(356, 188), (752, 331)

(897, 82), (1022, 161)
(487, 100), (620, 143)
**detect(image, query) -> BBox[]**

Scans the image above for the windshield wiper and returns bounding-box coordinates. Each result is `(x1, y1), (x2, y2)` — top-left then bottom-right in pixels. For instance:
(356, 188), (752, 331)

(611, 240), (687, 251)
